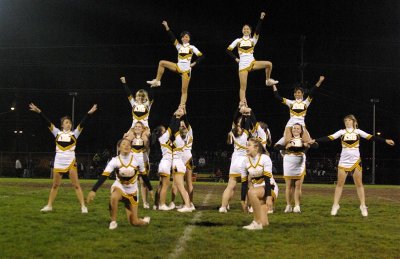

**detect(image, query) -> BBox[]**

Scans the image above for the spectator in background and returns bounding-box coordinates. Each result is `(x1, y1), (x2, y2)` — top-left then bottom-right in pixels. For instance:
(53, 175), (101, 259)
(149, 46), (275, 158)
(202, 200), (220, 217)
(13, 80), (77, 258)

(15, 159), (23, 178)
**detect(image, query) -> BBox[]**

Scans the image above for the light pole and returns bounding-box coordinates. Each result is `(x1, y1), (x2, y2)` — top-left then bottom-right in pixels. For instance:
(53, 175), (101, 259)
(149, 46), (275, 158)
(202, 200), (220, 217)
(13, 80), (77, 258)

(370, 98), (379, 184)
(69, 92), (78, 127)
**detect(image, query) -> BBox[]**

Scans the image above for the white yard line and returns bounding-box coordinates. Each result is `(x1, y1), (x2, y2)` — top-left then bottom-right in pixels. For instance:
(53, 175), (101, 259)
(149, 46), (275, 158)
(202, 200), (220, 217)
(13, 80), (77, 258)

(169, 192), (212, 259)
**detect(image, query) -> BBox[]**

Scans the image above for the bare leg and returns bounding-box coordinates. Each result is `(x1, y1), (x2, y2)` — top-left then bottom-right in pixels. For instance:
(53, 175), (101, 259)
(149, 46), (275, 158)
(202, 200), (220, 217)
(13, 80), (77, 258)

(333, 169), (348, 206)
(221, 177), (237, 208)
(238, 70), (249, 103)
(110, 189), (122, 222)
(294, 177), (304, 207)
(180, 75), (191, 107)
(284, 127), (292, 145)
(174, 174), (191, 207)
(284, 178), (292, 206)
(302, 127), (311, 143)
(155, 60), (177, 81)
(127, 205), (148, 226)
(252, 60), (273, 80)
(248, 187), (268, 226)
(352, 169), (366, 206)
(46, 170), (62, 207)
(69, 169), (85, 207)
(159, 176), (170, 206)
(171, 180), (177, 202)
(185, 168), (194, 202)
(139, 177), (148, 205)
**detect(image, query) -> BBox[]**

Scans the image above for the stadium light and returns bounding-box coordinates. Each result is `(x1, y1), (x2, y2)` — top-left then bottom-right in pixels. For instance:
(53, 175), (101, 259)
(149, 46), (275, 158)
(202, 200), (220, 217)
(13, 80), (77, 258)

(377, 132), (381, 136)
(370, 98), (380, 184)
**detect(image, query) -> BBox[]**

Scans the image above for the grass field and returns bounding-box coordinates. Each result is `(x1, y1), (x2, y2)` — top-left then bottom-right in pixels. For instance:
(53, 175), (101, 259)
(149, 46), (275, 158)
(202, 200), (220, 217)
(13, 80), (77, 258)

(0, 178), (399, 259)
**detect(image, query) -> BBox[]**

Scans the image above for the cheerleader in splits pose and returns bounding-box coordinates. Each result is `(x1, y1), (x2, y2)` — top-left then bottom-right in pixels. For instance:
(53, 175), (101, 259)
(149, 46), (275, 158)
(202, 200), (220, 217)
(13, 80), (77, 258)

(146, 21), (204, 110)
(153, 108), (193, 212)
(226, 11), (278, 103)
(219, 105), (250, 213)
(242, 105), (278, 213)
(120, 76), (155, 139)
(124, 121), (154, 209)
(310, 115), (394, 217)
(275, 124), (318, 213)
(242, 138), (274, 230)
(87, 139), (150, 229)
(29, 103), (97, 213)
(269, 76), (325, 144)
(170, 113), (195, 210)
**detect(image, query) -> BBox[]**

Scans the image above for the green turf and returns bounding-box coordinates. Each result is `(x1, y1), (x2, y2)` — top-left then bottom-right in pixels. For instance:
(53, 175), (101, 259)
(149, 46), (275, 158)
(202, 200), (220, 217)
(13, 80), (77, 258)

(0, 178), (399, 258)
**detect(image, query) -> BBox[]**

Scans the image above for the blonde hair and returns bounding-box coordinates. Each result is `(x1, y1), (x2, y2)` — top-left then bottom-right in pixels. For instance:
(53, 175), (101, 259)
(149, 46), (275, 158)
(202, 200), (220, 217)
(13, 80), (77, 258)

(135, 89), (149, 104)
(248, 138), (267, 155)
(343, 114), (358, 129)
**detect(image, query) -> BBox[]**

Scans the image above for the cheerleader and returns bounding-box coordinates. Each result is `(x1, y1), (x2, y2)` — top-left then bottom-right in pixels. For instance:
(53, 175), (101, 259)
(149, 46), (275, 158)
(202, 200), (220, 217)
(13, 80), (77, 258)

(219, 105), (250, 213)
(124, 121), (154, 209)
(152, 108), (193, 212)
(29, 103), (97, 213)
(243, 106), (278, 213)
(170, 114), (195, 210)
(275, 124), (318, 213)
(120, 76), (155, 139)
(242, 138), (274, 230)
(269, 76), (325, 144)
(310, 115), (395, 217)
(146, 21), (204, 110)
(226, 11), (278, 103)
(86, 139), (150, 229)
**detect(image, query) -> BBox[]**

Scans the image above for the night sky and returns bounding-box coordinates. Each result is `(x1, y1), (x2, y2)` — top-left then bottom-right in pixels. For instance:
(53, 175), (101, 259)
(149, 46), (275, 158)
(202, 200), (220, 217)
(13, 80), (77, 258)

(0, 1), (399, 164)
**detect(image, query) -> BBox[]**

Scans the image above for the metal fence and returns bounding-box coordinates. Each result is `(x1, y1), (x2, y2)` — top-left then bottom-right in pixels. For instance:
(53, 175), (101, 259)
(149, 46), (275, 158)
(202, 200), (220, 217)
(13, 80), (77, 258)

(1, 151), (399, 184)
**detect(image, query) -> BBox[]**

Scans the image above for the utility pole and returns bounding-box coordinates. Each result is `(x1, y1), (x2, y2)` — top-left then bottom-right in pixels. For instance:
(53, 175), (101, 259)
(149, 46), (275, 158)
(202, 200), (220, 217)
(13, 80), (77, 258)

(69, 92), (78, 127)
(370, 98), (379, 184)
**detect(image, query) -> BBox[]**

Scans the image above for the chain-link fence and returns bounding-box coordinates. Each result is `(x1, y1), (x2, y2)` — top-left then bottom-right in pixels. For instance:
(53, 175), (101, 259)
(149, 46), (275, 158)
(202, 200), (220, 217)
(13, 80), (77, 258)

(1, 151), (398, 184)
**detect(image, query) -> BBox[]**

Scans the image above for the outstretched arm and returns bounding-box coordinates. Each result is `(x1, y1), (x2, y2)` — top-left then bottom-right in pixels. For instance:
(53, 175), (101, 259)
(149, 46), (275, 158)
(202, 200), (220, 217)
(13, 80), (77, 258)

(162, 21), (179, 46)
(29, 103), (58, 134)
(307, 76), (325, 99)
(75, 104), (97, 135)
(253, 12), (266, 40)
(120, 77), (135, 105)
(270, 85), (284, 102)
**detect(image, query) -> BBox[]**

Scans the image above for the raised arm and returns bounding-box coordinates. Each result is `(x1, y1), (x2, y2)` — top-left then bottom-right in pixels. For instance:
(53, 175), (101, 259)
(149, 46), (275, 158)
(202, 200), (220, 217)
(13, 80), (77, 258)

(270, 85), (284, 103)
(29, 103), (58, 135)
(120, 77), (134, 104)
(253, 12), (266, 40)
(162, 21), (179, 46)
(74, 104), (97, 136)
(307, 76), (325, 99)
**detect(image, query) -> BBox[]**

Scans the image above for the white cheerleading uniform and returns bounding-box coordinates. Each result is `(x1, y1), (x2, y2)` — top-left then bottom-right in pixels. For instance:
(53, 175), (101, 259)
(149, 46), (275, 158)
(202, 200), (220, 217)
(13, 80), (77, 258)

(228, 35), (259, 72)
(180, 126), (194, 170)
(102, 153), (144, 205)
(172, 131), (187, 175)
(173, 40), (203, 76)
(243, 154), (273, 188)
(131, 136), (150, 175)
(250, 122), (272, 149)
(282, 97), (312, 127)
(276, 137), (307, 179)
(326, 128), (372, 172)
(157, 128), (174, 177)
(229, 130), (249, 181)
(128, 97), (153, 128)
(50, 125), (83, 174)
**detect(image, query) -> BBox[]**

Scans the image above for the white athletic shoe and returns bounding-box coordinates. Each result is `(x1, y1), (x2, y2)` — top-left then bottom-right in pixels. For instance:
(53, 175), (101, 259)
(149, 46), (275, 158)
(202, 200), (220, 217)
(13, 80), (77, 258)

(360, 205), (368, 217)
(267, 210), (274, 214)
(177, 206), (193, 213)
(153, 205), (158, 210)
(143, 202), (150, 209)
(227, 204), (230, 210)
(219, 207), (228, 213)
(158, 204), (172, 211)
(293, 206), (301, 213)
(40, 205), (53, 212)
(266, 78), (279, 86)
(243, 221), (263, 230)
(175, 204), (184, 209)
(142, 216), (151, 224)
(109, 221), (118, 230)
(190, 203), (196, 211)
(168, 202), (176, 210)
(331, 204), (340, 216)
(81, 206), (88, 214)
(146, 79), (161, 87)
(248, 206), (254, 213)
(284, 205), (293, 213)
